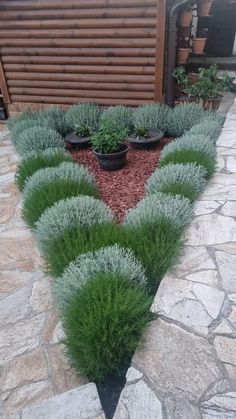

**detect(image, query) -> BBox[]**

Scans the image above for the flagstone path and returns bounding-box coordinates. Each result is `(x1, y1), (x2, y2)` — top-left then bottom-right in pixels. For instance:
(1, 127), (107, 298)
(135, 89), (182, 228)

(0, 131), (86, 419)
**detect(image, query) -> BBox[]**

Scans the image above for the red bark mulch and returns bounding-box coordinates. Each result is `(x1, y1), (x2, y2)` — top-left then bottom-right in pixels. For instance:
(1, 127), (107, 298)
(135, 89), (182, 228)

(69, 138), (172, 223)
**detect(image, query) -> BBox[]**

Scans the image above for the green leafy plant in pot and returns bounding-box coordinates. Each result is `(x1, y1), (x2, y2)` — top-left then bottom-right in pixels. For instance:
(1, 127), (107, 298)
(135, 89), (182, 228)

(91, 120), (128, 171)
(194, 65), (234, 110)
(127, 125), (164, 150)
(65, 124), (93, 149)
(172, 66), (200, 104)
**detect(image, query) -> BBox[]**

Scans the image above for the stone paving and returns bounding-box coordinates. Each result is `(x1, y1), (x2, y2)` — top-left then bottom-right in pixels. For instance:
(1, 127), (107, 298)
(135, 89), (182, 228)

(0, 131), (86, 418)
(114, 102), (236, 418)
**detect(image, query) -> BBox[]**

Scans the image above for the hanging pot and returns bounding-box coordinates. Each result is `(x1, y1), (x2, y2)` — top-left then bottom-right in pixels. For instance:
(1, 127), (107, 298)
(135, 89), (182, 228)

(203, 96), (222, 111)
(177, 48), (190, 65)
(178, 9), (193, 27)
(198, 0), (213, 17)
(192, 38), (207, 54)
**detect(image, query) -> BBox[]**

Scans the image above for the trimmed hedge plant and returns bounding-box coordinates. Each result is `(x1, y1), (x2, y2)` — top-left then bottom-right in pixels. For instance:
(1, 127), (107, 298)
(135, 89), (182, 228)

(159, 134), (216, 177)
(53, 244), (147, 312)
(65, 103), (101, 132)
(22, 162), (98, 228)
(188, 120), (222, 143)
(132, 103), (170, 134)
(62, 272), (152, 381)
(101, 105), (134, 131)
(15, 127), (64, 156)
(16, 148), (72, 192)
(146, 162), (207, 201)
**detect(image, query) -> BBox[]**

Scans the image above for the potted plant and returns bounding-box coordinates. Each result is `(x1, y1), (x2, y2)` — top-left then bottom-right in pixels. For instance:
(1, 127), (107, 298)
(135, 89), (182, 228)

(192, 29), (208, 54)
(65, 124), (93, 149)
(194, 65), (234, 110)
(178, 5), (193, 27)
(127, 126), (164, 150)
(198, 0), (213, 17)
(91, 120), (128, 171)
(177, 48), (190, 65)
(188, 71), (199, 85)
(173, 66), (199, 103)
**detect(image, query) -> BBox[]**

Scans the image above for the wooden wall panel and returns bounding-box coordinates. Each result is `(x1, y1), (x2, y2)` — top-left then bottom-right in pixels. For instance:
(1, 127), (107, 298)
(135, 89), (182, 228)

(0, 0), (166, 109)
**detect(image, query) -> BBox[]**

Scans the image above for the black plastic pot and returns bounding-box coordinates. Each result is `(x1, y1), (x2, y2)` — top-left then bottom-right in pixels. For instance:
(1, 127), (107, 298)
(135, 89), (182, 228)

(94, 144), (128, 171)
(127, 130), (164, 150)
(65, 132), (91, 149)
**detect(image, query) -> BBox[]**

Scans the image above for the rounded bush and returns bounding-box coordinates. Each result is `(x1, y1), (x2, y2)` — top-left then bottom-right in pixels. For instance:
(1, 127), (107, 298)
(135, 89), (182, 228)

(16, 148), (72, 191)
(188, 120), (222, 143)
(22, 162), (97, 228)
(65, 103), (101, 131)
(36, 107), (70, 137)
(35, 195), (113, 253)
(146, 163), (207, 201)
(125, 192), (192, 229)
(101, 105), (134, 131)
(132, 103), (170, 134)
(166, 103), (224, 138)
(15, 126), (64, 156)
(62, 272), (152, 381)
(53, 244), (147, 312)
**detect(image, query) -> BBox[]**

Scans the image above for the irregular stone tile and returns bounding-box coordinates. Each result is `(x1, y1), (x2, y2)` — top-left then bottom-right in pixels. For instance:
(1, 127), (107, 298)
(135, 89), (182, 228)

(218, 146), (236, 156)
(187, 214), (236, 246)
(0, 239), (38, 271)
(2, 349), (48, 392)
(186, 270), (218, 287)
(21, 383), (105, 419)
(213, 320), (233, 335)
(30, 277), (53, 312)
(216, 156), (225, 171)
(216, 252), (236, 292)
(203, 379), (232, 401)
(194, 201), (221, 216)
(0, 173), (14, 190)
(214, 336), (236, 365)
(0, 204), (15, 223)
(133, 319), (222, 402)
(228, 294), (236, 303)
(0, 313), (45, 365)
(214, 243), (236, 255)
(42, 312), (61, 345)
(0, 271), (33, 296)
(200, 173), (236, 201)
(113, 379), (162, 419)
(173, 246), (215, 276)
(126, 367), (143, 382)
(226, 156), (236, 173)
(47, 345), (86, 394)
(0, 229), (32, 240)
(224, 364), (236, 381)
(152, 277), (224, 334)
(0, 286), (31, 325)
(220, 201), (236, 217)
(5, 380), (53, 413)
(201, 392), (236, 418)
(228, 306), (236, 327)
(165, 393), (201, 419)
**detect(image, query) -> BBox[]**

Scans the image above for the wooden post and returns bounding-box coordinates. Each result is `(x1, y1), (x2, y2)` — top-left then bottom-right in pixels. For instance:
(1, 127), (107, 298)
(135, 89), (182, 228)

(0, 58), (10, 103)
(154, 0), (166, 102)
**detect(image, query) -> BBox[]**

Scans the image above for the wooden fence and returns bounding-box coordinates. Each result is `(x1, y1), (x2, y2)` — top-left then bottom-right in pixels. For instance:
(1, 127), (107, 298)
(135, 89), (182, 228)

(0, 0), (166, 112)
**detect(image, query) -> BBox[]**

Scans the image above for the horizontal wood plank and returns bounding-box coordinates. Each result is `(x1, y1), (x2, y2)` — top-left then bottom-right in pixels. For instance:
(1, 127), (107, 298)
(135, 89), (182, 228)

(2, 56), (156, 66)
(0, 38), (156, 48)
(10, 95), (154, 106)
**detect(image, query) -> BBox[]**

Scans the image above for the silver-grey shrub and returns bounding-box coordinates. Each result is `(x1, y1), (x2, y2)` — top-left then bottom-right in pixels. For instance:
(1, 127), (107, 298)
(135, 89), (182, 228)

(65, 103), (101, 131)
(132, 103), (170, 134)
(160, 134), (216, 160)
(188, 120), (222, 143)
(35, 195), (113, 253)
(146, 163), (207, 196)
(23, 161), (94, 201)
(101, 105), (134, 131)
(53, 244), (147, 312)
(15, 126), (64, 156)
(166, 103), (224, 138)
(125, 192), (192, 228)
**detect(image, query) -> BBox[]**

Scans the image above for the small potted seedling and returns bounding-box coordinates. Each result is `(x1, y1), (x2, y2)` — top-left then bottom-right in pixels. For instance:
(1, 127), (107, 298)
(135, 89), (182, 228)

(91, 120), (128, 171)
(128, 125), (164, 150)
(173, 66), (199, 103)
(65, 124), (93, 149)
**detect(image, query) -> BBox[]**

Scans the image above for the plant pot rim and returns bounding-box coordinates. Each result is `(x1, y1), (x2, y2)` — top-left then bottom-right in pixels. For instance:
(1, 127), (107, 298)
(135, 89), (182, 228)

(128, 129), (164, 144)
(93, 143), (128, 157)
(65, 132), (90, 145)
(204, 95), (223, 100)
(192, 37), (207, 41)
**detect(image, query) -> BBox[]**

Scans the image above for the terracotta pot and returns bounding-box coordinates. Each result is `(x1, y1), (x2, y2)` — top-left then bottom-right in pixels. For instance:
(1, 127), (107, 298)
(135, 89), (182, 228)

(192, 38), (207, 54)
(198, 0), (213, 17)
(203, 96), (222, 111)
(177, 48), (190, 65)
(188, 72), (199, 84)
(178, 9), (193, 27)
(179, 95), (200, 104)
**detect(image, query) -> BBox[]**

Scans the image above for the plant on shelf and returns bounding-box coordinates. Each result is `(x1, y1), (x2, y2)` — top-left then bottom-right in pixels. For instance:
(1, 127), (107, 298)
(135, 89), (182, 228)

(172, 66), (199, 103)
(197, 0), (213, 17)
(192, 28), (208, 55)
(91, 120), (128, 171)
(178, 4), (193, 28)
(194, 65), (234, 110)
